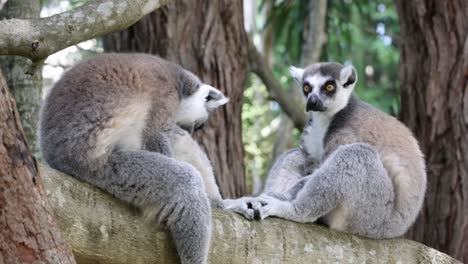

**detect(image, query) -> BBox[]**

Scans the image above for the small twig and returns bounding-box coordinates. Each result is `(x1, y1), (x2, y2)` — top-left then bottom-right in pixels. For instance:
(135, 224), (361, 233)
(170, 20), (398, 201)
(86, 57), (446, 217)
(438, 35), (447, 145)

(26, 58), (46, 75)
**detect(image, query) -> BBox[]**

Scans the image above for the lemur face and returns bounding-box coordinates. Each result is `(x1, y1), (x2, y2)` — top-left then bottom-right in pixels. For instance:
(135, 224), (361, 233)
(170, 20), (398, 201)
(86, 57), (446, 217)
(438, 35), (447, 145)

(290, 62), (357, 116)
(176, 84), (229, 132)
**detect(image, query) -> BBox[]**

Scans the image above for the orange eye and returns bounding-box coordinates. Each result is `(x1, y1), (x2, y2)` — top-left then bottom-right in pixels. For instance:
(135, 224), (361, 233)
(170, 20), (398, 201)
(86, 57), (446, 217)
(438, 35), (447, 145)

(325, 84), (334, 92)
(303, 85), (311, 93)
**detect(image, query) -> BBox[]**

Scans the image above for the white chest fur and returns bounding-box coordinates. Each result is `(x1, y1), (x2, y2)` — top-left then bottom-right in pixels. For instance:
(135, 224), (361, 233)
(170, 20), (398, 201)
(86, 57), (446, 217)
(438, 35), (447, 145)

(300, 113), (331, 160)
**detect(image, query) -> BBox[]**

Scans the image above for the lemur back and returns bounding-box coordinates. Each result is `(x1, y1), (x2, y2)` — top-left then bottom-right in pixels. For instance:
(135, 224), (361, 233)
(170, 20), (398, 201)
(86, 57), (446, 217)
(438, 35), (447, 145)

(40, 54), (182, 177)
(321, 96), (426, 234)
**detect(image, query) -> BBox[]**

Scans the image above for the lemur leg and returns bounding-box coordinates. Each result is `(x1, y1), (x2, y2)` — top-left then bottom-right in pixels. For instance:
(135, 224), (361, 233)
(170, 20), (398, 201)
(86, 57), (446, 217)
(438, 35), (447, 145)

(96, 150), (211, 264)
(256, 143), (394, 231)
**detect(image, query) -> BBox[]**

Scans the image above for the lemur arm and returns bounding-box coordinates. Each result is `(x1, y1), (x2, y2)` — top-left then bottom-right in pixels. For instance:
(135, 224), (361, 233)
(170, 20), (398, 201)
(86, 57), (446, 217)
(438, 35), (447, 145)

(143, 130), (173, 156)
(276, 129), (357, 200)
(223, 148), (313, 220)
(265, 148), (307, 192)
(271, 129), (356, 202)
(168, 126), (223, 208)
(262, 148), (311, 198)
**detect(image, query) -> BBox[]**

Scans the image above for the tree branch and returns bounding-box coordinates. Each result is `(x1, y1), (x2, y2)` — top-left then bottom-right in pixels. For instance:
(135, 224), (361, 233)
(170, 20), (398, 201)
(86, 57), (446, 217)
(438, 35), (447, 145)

(247, 37), (307, 129)
(0, 0), (172, 61)
(40, 163), (460, 263)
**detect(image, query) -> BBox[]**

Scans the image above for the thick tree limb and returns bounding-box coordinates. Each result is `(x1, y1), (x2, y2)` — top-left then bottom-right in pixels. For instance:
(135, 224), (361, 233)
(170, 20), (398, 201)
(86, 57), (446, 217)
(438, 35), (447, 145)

(247, 38), (307, 129)
(40, 164), (460, 264)
(0, 0), (172, 61)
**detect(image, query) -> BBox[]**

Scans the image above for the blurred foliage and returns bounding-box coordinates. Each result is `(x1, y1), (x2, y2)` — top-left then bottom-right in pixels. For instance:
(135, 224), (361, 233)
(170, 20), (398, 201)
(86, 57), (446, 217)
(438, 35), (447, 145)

(40, 0), (84, 9)
(242, 0), (401, 191)
(259, 0), (310, 64)
(242, 75), (277, 193)
(67, 0), (85, 8)
(260, 0), (400, 113)
(324, 0), (400, 113)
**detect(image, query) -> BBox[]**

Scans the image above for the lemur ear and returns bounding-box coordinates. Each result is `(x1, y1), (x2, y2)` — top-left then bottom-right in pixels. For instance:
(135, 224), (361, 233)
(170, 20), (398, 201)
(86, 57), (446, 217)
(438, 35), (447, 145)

(289, 66), (304, 84)
(340, 65), (357, 88)
(205, 87), (229, 109)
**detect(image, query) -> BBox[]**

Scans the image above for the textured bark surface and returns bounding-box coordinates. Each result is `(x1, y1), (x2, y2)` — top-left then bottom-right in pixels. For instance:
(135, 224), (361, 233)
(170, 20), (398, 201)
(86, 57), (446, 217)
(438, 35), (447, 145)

(103, 0), (249, 198)
(40, 163), (461, 264)
(0, 72), (75, 263)
(395, 0), (468, 262)
(0, 0), (42, 156)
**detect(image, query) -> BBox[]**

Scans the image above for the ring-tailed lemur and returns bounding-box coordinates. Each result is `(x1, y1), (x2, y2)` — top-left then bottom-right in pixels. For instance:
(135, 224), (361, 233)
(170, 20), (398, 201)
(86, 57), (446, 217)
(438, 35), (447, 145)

(229, 62), (426, 239)
(39, 53), (229, 264)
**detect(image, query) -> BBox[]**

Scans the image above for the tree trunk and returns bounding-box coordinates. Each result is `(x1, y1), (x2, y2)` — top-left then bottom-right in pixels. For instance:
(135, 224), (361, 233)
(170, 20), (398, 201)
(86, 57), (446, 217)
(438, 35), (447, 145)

(0, 0), (42, 156)
(395, 0), (468, 262)
(0, 72), (75, 263)
(103, 0), (249, 198)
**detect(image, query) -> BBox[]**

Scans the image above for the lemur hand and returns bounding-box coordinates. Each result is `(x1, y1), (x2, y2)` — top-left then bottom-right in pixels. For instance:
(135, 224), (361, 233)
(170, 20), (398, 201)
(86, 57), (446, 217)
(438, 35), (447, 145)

(251, 195), (294, 220)
(222, 197), (256, 220)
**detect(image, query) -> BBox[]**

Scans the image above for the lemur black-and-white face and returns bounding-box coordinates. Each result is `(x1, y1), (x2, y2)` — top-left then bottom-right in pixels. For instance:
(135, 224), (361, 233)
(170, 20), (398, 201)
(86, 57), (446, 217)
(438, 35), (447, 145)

(290, 62), (358, 116)
(176, 83), (229, 131)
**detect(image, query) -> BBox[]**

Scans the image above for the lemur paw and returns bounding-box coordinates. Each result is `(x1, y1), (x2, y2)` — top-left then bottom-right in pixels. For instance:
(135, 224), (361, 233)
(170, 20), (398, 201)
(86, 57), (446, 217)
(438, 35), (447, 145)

(253, 196), (291, 220)
(222, 198), (255, 220)
(245, 194), (270, 220)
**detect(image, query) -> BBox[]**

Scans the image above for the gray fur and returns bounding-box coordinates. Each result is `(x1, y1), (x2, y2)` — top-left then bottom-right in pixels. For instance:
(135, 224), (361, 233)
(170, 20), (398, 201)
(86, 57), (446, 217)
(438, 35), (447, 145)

(39, 53), (228, 264)
(303, 62), (343, 81)
(168, 126), (224, 208)
(232, 62), (426, 239)
(302, 62), (357, 87)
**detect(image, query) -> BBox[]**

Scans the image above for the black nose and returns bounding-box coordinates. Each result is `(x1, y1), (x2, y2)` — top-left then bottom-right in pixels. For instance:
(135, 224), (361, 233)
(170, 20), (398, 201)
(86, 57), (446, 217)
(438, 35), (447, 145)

(306, 94), (325, 112)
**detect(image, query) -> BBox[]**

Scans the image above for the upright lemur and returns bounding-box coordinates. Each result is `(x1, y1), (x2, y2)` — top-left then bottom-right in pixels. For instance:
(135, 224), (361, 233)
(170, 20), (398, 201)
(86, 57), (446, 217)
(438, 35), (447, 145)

(228, 62), (426, 238)
(39, 53), (230, 264)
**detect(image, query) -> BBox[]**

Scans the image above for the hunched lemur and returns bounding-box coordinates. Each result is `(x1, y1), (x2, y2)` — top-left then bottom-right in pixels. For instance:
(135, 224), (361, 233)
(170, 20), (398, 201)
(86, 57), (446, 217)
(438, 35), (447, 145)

(39, 53), (231, 264)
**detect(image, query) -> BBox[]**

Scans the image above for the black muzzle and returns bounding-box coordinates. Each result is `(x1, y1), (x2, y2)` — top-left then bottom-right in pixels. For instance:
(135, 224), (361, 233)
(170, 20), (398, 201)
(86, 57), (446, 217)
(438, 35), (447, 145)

(306, 94), (326, 112)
